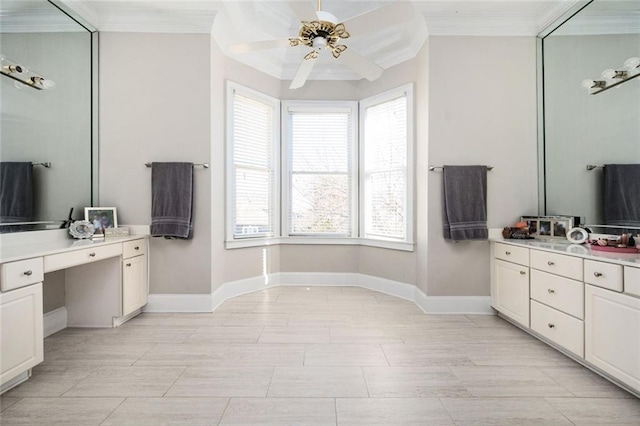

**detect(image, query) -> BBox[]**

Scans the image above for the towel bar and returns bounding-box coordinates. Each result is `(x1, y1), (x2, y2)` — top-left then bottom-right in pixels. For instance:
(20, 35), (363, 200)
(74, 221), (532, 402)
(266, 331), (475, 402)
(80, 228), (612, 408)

(586, 164), (603, 171)
(32, 162), (51, 168)
(145, 162), (209, 168)
(429, 165), (493, 171)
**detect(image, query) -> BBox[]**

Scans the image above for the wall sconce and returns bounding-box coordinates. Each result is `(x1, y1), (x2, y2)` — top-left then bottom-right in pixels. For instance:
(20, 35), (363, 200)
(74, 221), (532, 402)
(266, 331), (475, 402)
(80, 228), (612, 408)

(582, 56), (640, 95)
(1, 55), (56, 90)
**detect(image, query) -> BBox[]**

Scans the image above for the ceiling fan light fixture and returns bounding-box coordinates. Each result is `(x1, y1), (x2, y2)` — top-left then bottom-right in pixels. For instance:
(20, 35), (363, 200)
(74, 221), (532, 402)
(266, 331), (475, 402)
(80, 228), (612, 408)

(312, 37), (327, 49)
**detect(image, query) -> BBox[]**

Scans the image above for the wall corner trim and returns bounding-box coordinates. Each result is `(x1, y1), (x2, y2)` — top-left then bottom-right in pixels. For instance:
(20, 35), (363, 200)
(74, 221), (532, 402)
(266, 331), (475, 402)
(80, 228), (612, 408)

(43, 307), (68, 338)
(144, 272), (494, 315)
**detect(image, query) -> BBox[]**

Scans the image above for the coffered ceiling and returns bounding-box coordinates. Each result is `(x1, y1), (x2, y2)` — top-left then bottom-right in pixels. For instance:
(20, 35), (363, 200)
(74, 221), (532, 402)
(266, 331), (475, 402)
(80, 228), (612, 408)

(49, 1), (583, 80)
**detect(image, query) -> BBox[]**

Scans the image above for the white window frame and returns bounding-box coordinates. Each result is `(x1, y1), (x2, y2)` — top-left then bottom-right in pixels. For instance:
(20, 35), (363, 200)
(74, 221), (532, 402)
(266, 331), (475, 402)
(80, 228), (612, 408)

(224, 83), (415, 252)
(281, 101), (359, 238)
(359, 83), (414, 245)
(226, 81), (280, 245)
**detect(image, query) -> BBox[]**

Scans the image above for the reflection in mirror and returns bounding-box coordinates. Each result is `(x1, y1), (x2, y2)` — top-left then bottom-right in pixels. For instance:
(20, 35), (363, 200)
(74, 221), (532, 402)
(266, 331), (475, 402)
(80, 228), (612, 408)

(0, 0), (93, 232)
(542, 0), (640, 226)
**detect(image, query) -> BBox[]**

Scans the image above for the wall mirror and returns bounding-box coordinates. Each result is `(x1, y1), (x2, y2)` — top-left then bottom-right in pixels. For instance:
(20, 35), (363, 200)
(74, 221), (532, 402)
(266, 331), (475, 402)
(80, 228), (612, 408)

(539, 0), (640, 226)
(0, 0), (97, 232)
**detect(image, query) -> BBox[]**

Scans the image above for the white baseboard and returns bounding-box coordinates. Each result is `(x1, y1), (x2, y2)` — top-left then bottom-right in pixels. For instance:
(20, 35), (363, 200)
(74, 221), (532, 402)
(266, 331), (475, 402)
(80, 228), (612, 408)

(43, 307), (67, 338)
(211, 274), (279, 311)
(143, 272), (494, 315)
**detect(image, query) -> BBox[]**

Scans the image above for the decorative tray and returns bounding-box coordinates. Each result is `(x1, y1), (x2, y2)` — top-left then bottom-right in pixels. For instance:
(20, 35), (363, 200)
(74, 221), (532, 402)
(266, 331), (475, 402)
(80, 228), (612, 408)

(589, 244), (640, 254)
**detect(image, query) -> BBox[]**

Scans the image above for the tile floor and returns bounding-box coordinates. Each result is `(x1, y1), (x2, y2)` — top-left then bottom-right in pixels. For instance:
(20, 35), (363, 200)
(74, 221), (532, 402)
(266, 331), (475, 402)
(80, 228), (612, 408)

(1, 286), (639, 425)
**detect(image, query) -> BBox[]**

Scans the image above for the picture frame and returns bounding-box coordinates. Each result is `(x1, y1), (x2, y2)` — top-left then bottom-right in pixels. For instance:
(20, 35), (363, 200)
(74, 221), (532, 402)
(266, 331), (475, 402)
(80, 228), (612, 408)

(85, 207), (118, 234)
(521, 215), (580, 239)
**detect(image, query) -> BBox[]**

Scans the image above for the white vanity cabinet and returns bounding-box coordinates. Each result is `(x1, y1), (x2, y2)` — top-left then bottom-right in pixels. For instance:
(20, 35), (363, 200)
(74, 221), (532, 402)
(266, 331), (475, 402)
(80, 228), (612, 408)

(122, 239), (147, 317)
(0, 234), (149, 392)
(492, 243), (530, 327)
(491, 239), (640, 396)
(585, 284), (640, 391)
(0, 283), (43, 386)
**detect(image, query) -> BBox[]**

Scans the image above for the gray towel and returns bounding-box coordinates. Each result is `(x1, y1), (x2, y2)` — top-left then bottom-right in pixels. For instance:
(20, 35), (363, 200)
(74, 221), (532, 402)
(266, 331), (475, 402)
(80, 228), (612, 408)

(442, 165), (488, 241)
(604, 164), (640, 228)
(151, 162), (194, 239)
(0, 162), (34, 223)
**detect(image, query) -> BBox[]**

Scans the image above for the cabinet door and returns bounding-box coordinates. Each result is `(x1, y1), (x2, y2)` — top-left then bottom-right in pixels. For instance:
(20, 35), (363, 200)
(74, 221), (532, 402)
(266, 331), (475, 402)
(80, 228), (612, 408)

(1, 283), (44, 385)
(122, 255), (147, 317)
(585, 284), (640, 391)
(495, 259), (530, 327)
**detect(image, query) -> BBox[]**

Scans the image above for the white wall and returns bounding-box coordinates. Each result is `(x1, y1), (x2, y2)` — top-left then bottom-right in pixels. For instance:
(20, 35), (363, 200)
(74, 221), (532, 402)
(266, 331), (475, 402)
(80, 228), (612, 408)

(426, 37), (538, 296)
(99, 33), (538, 299)
(99, 33), (212, 294)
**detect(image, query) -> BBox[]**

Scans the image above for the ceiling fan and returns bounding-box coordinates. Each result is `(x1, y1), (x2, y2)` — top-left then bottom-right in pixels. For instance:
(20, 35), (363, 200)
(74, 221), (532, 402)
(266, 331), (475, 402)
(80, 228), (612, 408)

(228, 0), (415, 89)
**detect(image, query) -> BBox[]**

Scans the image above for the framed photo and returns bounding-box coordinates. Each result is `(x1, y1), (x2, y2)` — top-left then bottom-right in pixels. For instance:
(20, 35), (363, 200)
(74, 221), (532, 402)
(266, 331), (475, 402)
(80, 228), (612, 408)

(526, 219), (538, 235)
(85, 207), (118, 234)
(539, 220), (552, 236)
(554, 220), (569, 238)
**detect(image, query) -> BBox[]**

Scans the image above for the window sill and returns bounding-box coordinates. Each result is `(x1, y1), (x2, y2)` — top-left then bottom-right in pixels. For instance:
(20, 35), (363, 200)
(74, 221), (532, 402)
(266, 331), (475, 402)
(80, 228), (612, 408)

(225, 237), (414, 252)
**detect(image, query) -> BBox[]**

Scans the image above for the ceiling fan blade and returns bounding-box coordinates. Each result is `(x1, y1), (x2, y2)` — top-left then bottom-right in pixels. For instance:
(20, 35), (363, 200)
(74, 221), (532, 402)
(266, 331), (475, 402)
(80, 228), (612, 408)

(339, 49), (383, 81)
(285, 0), (318, 23)
(290, 55), (317, 89)
(341, 2), (414, 37)
(228, 39), (291, 54)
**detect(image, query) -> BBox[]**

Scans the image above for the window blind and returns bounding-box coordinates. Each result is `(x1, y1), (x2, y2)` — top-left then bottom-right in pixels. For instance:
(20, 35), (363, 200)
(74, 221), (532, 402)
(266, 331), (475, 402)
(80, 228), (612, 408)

(362, 95), (408, 240)
(288, 110), (353, 235)
(232, 92), (276, 238)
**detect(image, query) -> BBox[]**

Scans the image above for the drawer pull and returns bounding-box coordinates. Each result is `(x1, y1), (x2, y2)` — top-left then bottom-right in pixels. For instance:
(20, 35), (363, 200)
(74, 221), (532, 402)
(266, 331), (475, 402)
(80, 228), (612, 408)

(548, 289), (555, 294)
(23, 270), (33, 276)
(520, 271), (526, 275)
(134, 246), (140, 250)
(593, 272), (603, 278)
(89, 252), (96, 257)
(505, 251), (511, 255)
(126, 263), (132, 267)
(547, 261), (555, 266)
(548, 323), (555, 328)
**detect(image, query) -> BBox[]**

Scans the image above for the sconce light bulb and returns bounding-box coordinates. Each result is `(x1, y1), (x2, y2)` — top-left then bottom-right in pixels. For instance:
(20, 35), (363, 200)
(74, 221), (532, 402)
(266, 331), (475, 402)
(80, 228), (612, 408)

(624, 57), (640, 70)
(601, 69), (616, 79)
(40, 78), (56, 89)
(582, 79), (595, 89)
(3, 64), (23, 74)
(29, 76), (55, 89)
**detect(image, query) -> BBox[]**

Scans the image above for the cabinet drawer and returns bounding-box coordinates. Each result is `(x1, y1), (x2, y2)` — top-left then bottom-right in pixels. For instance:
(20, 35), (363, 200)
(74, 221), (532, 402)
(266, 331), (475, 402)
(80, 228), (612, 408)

(0, 258), (44, 292)
(44, 244), (122, 273)
(123, 239), (146, 259)
(531, 269), (584, 319)
(531, 300), (584, 358)
(584, 260), (623, 292)
(624, 267), (640, 297)
(531, 250), (583, 281)
(494, 243), (529, 267)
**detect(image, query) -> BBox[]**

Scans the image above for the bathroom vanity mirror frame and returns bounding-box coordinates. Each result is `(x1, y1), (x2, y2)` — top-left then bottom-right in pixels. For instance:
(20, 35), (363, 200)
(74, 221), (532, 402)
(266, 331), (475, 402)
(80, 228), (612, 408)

(0, 0), (99, 232)
(537, 0), (640, 223)
(536, 0), (593, 215)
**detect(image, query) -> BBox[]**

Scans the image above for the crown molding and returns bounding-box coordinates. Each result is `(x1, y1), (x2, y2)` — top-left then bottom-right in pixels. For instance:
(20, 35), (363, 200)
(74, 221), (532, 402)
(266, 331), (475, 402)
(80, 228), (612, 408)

(57, 0), (99, 30)
(551, 12), (640, 36)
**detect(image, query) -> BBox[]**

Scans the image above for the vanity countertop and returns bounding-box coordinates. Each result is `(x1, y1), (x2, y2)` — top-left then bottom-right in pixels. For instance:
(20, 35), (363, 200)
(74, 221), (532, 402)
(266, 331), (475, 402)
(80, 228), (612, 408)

(491, 238), (640, 268)
(0, 234), (148, 264)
